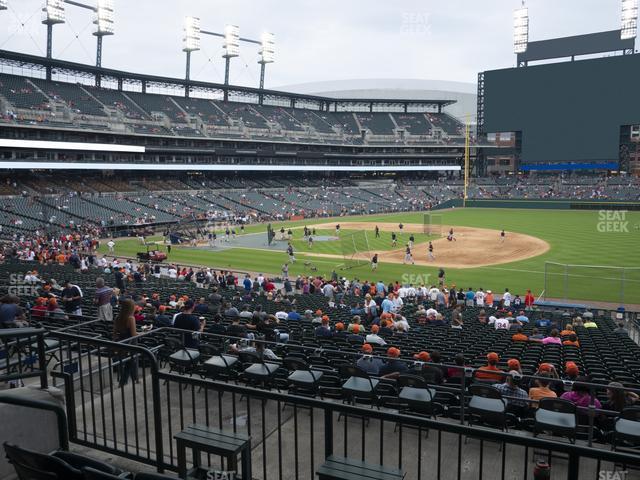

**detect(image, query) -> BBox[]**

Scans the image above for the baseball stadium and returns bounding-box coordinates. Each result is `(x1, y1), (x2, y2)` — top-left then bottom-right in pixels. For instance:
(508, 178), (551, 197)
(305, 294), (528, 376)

(0, 1), (640, 480)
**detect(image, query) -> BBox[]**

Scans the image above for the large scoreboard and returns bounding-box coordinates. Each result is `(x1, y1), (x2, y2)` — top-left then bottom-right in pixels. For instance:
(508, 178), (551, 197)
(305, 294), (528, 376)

(482, 53), (640, 166)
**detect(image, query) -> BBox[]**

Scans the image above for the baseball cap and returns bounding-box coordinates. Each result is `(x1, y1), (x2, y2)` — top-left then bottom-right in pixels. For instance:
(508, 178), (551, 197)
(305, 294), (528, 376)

(362, 344), (373, 354)
(413, 351), (430, 362)
(507, 359), (521, 370)
(351, 324), (360, 334)
(315, 309), (323, 316)
(565, 361), (580, 376)
(335, 322), (345, 331)
(539, 363), (554, 373)
(487, 352), (499, 362)
(387, 347), (401, 358)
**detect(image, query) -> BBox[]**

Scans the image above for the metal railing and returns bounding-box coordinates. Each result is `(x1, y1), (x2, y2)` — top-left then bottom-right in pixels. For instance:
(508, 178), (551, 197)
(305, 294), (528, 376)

(43, 327), (640, 480)
(0, 327), (49, 388)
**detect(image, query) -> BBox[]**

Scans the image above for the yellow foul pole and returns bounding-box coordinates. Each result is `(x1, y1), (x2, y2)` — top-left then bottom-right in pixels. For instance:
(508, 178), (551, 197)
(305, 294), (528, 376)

(463, 119), (470, 208)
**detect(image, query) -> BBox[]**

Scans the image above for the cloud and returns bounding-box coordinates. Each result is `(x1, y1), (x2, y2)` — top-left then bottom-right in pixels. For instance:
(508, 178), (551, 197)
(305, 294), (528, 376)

(0, 0), (626, 88)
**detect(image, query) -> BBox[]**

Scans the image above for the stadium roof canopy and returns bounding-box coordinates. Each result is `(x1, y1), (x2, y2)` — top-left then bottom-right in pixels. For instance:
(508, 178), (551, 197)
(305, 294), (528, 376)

(0, 50), (455, 113)
(277, 78), (477, 121)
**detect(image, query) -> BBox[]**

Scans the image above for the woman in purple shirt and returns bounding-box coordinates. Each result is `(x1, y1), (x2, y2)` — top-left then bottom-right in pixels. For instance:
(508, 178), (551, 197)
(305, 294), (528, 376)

(561, 377), (602, 408)
(542, 329), (562, 345)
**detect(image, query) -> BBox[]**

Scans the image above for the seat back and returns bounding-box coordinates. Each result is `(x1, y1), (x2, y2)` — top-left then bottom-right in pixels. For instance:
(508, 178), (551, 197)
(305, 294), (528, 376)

(339, 364), (369, 380)
(283, 356), (309, 372)
(397, 374), (427, 389)
(3, 443), (76, 480)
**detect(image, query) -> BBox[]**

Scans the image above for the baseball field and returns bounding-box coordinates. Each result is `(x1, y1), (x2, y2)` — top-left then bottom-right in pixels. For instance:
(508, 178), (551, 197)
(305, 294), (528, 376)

(99, 208), (640, 306)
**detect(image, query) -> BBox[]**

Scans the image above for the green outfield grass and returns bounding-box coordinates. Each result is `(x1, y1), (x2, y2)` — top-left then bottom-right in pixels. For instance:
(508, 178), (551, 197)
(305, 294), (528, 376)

(99, 208), (640, 305)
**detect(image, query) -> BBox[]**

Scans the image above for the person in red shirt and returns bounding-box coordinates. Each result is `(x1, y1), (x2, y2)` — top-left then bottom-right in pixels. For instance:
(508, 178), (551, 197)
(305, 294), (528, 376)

(31, 297), (48, 320)
(524, 289), (535, 310)
(264, 278), (276, 293)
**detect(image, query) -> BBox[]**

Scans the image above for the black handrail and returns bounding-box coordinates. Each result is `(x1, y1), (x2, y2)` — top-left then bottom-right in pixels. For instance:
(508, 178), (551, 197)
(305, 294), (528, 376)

(0, 327), (48, 388)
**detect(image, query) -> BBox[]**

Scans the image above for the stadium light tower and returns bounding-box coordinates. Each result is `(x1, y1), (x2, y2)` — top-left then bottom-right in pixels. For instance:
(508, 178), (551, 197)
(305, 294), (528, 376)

(621, 0), (638, 40)
(42, 0), (66, 80)
(223, 24), (240, 90)
(183, 16), (201, 85)
(513, 5), (529, 54)
(258, 32), (275, 90)
(93, 0), (114, 71)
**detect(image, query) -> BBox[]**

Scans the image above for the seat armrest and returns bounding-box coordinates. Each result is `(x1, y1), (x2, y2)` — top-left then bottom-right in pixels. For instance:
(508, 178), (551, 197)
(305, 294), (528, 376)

(53, 451), (122, 475)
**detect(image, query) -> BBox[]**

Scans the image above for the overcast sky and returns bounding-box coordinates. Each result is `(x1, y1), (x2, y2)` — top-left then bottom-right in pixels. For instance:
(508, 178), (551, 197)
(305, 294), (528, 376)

(0, 0), (629, 89)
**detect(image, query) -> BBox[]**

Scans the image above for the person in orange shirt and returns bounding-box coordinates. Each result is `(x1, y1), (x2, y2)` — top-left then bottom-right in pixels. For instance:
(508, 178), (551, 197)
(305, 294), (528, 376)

(56, 252), (66, 265)
(512, 327), (528, 342)
(562, 334), (580, 347)
(474, 352), (504, 382)
(560, 324), (575, 337)
(528, 374), (557, 407)
(485, 290), (494, 308)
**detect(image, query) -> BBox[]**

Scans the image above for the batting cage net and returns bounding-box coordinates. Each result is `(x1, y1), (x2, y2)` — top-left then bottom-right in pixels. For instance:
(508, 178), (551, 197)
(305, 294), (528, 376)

(543, 262), (640, 306)
(340, 230), (371, 270)
(423, 213), (443, 236)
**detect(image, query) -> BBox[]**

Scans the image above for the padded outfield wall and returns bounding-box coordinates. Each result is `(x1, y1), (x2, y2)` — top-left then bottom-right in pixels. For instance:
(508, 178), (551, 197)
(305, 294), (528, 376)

(433, 199), (640, 210)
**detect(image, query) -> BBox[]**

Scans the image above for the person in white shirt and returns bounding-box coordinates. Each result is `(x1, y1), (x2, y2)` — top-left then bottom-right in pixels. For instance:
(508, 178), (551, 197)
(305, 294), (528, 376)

(168, 267), (178, 279)
(417, 285), (428, 301)
(275, 311), (288, 320)
(429, 286), (439, 302)
(494, 317), (511, 330)
(391, 295), (404, 313)
(502, 289), (512, 308)
(395, 315), (410, 331)
(475, 288), (485, 307)
(107, 240), (115, 252)
(426, 308), (438, 321)
(365, 325), (387, 346)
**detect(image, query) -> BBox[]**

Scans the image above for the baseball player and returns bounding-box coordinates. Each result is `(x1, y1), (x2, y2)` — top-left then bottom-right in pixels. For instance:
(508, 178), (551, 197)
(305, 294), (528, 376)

(391, 232), (397, 247)
(287, 242), (296, 263)
(371, 253), (378, 270)
(447, 228), (456, 242)
(427, 241), (435, 261)
(375, 225), (380, 238)
(408, 234), (415, 249)
(500, 229), (506, 243)
(404, 245), (414, 265)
